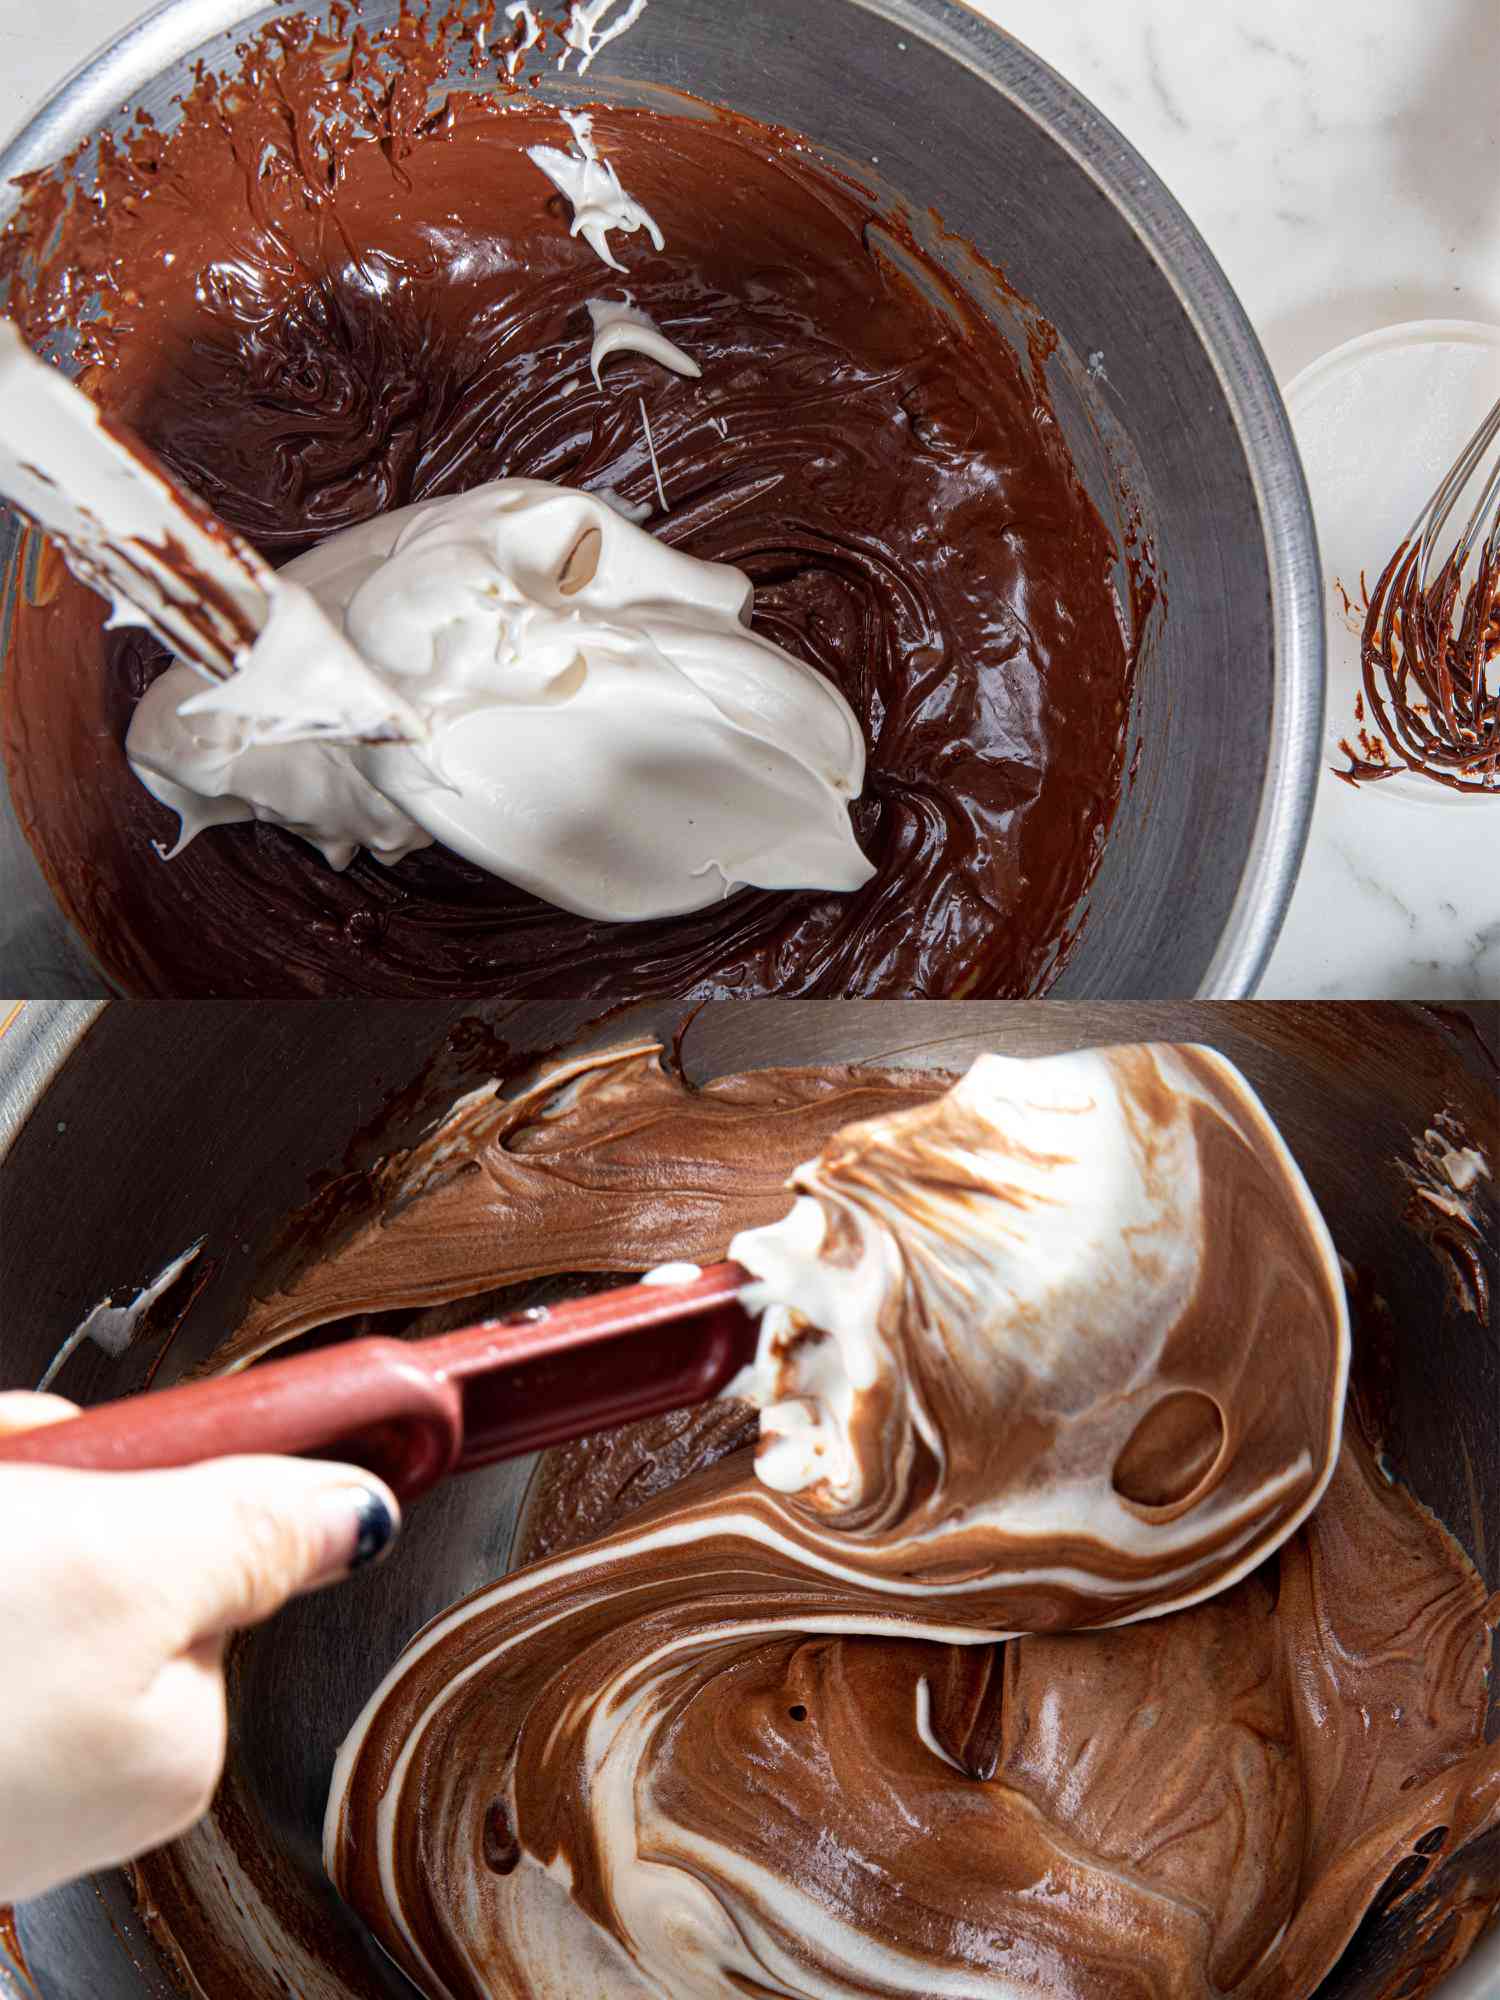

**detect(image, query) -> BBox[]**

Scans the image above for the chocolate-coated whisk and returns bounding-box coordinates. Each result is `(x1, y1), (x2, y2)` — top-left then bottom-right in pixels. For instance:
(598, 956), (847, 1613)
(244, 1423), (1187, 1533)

(1354, 391), (1500, 793)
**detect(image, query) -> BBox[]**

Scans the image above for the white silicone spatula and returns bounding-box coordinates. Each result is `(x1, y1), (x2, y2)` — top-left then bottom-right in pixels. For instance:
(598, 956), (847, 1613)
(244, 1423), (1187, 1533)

(0, 321), (424, 744)
(0, 319), (273, 679)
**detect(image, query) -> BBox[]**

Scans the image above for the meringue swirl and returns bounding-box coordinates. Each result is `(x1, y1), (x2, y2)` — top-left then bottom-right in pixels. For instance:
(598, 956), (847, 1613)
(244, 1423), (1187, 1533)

(312, 1044), (1500, 2000)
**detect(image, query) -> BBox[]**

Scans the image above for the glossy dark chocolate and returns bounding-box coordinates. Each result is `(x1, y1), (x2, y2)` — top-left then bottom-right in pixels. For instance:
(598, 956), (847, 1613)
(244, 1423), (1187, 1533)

(0, 9), (1134, 995)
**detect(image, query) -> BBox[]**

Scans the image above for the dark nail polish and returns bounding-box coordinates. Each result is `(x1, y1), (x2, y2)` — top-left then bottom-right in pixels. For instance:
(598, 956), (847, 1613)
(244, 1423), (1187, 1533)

(349, 1488), (398, 1571)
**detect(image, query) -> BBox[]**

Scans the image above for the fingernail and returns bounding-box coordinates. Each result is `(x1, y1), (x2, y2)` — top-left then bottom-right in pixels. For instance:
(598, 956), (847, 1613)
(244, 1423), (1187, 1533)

(311, 1484), (401, 1587)
(348, 1487), (399, 1570)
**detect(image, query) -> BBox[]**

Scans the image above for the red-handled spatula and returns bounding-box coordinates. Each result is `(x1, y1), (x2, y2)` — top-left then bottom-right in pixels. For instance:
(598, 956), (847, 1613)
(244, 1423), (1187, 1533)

(0, 1263), (757, 1502)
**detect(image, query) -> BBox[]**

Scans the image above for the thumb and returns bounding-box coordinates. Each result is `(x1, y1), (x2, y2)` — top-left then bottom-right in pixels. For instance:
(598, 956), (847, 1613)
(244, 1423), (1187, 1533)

(0, 1390), (79, 1437)
(125, 1456), (402, 1644)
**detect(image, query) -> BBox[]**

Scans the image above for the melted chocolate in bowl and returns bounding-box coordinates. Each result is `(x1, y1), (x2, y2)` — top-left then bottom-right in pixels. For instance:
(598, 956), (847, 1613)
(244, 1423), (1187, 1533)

(0, 9), (1139, 997)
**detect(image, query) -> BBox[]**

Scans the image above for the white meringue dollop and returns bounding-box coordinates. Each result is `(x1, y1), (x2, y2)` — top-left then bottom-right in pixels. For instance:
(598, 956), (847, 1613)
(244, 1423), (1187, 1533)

(526, 113), (663, 273)
(587, 296), (701, 389)
(561, 0), (649, 74)
(125, 478), (875, 921)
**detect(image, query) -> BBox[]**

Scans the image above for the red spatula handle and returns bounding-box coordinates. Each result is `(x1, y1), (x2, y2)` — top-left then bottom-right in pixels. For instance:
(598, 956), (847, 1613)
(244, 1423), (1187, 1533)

(433, 1263), (759, 1467)
(0, 1264), (760, 1502)
(0, 1340), (466, 1499)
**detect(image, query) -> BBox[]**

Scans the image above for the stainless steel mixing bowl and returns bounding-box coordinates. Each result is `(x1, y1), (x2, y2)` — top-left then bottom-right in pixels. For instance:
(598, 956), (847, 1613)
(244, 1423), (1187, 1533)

(0, 998), (1496, 1999)
(0, 0), (1323, 998)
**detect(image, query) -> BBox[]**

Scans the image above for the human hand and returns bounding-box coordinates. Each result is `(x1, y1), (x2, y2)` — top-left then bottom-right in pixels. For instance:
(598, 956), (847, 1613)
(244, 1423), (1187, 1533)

(0, 1390), (400, 1902)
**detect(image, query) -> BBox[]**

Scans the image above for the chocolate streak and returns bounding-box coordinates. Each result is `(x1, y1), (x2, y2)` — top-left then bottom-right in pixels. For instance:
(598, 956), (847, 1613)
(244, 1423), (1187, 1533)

(215, 1042), (949, 1371)
(0, 8), (1133, 996)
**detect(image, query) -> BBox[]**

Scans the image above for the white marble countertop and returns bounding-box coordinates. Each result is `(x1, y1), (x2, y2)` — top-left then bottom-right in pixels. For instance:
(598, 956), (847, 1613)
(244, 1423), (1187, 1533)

(2, 0), (1497, 998)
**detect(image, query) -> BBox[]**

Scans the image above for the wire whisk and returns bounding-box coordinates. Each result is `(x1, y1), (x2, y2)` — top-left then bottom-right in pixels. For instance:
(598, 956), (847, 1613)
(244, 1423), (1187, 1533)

(1347, 391), (1500, 794)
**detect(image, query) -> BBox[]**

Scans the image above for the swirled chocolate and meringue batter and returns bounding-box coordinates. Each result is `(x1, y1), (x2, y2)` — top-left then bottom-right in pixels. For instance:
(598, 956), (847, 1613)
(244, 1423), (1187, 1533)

(167, 1033), (1486, 2000)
